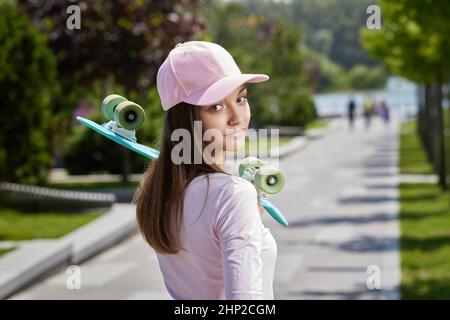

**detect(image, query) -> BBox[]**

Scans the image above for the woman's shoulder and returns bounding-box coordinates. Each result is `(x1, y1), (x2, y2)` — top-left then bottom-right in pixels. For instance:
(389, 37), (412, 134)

(212, 173), (260, 233)
(189, 172), (256, 200)
(212, 174), (258, 212)
(223, 174), (256, 197)
(188, 172), (257, 202)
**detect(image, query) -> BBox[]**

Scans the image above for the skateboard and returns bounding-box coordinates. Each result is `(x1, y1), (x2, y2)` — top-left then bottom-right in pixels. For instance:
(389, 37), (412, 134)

(76, 94), (289, 227)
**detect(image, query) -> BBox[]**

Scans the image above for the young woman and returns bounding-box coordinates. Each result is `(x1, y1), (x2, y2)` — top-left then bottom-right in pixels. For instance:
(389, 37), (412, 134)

(134, 41), (277, 300)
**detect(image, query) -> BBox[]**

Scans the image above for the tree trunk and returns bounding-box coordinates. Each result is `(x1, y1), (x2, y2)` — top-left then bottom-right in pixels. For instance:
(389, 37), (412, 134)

(434, 83), (447, 190)
(121, 148), (131, 183)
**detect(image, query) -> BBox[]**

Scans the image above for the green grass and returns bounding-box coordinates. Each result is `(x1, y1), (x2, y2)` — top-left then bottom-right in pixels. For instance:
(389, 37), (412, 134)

(48, 181), (138, 190)
(241, 136), (293, 158)
(229, 119), (331, 158)
(0, 248), (15, 258)
(399, 182), (450, 299)
(399, 120), (434, 175)
(225, 136), (295, 158)
(305, 119), (330, 131)
(0, 208), (103, 241)
(398, 118), (450, 299)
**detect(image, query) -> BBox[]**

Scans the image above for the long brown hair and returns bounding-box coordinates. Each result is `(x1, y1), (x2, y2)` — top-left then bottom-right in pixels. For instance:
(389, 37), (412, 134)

(134, 102), (264, 254)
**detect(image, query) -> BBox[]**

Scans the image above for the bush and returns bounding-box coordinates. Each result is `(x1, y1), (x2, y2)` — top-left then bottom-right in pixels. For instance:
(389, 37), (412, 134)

(348, 64), (388, 90)
(249, 77), (316, 128)
(302, 48), (350, 92)
(0, 2), (58, 184)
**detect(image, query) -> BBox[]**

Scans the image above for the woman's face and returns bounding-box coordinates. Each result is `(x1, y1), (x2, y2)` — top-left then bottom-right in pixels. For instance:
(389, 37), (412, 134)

(198, 84), (250, 152)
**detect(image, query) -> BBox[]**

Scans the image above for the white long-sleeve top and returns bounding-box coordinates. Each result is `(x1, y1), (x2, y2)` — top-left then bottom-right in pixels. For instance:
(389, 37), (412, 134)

(155, 172), (277, 299)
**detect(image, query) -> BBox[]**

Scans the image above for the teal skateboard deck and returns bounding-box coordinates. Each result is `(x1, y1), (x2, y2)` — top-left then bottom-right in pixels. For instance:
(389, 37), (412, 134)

(76, 115), (288, 227)
(77, 116), (160, 160)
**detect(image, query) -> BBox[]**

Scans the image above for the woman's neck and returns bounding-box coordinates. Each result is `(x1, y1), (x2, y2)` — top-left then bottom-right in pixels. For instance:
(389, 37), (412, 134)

(211, 149), (225, 171)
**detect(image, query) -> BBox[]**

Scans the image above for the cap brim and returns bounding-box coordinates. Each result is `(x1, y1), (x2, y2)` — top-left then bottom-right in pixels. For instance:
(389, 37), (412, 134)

(182, 73), (269, 107)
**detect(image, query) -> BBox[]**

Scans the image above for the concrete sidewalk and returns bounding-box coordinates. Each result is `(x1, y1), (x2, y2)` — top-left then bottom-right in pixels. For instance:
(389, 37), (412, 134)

(7, 116), (401, 299)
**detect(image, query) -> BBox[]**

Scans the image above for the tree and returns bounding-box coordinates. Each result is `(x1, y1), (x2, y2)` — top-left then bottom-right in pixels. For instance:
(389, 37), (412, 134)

(245, 0), (382, 69)
(348, 64), (387, 90)
(360, 0), (450, 84)
(0, 1), (58, 184)
(19, 0), (208, 95)
(361, 0), (450, 189)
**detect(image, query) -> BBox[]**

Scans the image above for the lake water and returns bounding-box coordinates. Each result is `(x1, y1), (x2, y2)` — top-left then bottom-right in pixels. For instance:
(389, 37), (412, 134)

(313, 76), (418, 119)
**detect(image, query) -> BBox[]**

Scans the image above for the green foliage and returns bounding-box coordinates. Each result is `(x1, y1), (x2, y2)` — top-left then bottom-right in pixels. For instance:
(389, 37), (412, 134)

(244, 0), (382, 70)
(348, 64), (388, 90)
(303, 50), (388, 92)
(19, 0), (208, 94)
(290, 0), (380, 69)
(0, 1), (58, 184)
(316, 56), (348, 91)
(254, 78), (316, 127)
(360, 0), (450, 84)
(302, 47), (349, 92)
(221, 0), (387, 91)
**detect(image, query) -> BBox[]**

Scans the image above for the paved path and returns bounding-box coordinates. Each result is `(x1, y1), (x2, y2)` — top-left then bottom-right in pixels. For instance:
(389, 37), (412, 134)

(270, 115), (400, 299)
(9, 115), (401, 300)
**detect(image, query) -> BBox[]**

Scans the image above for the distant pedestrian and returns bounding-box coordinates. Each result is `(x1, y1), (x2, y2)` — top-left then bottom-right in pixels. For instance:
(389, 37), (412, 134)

(379, 99), (390, 124)
(363, 97), (375, 128)
(347, 98), (356, 129)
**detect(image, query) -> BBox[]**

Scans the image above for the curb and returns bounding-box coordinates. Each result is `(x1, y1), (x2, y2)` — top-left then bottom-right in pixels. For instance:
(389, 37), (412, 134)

(0, 182), (116, 212)
(0, 240), (71, 299)
(399, 174), (439, 184)
(225, 119), (341, 174)
(60, 203), (138, 265)
(277, 118), (342, 159)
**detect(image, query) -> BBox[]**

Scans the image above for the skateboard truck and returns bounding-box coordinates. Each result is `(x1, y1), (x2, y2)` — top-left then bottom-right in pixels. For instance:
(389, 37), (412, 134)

(239, 157), (285, 195)
(103, 120), (137, 142)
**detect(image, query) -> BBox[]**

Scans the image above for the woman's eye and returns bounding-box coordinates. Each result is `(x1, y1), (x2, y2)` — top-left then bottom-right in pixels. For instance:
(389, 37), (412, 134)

(209, 104), (224, 112)
(238, 96), (247, 104)
(208, 96), (247, 111)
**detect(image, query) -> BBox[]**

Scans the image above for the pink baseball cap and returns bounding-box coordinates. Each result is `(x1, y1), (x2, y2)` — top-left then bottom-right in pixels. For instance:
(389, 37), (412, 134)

(156, 41), (269, 111)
